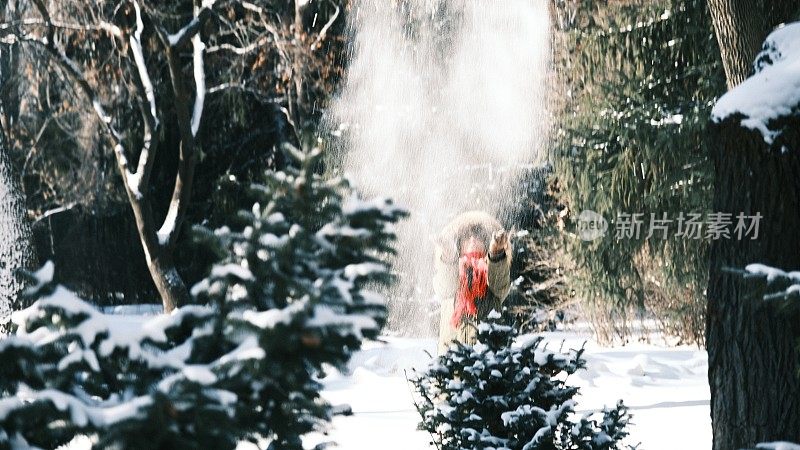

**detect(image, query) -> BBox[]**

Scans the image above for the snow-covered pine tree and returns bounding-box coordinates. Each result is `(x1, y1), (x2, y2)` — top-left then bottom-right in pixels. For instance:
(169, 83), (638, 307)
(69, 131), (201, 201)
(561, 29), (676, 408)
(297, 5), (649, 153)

(410, 310), (631, 450)
(0, 145), (407, 449)
(189, 144), (407, 447)
(0, 263), (224, 450)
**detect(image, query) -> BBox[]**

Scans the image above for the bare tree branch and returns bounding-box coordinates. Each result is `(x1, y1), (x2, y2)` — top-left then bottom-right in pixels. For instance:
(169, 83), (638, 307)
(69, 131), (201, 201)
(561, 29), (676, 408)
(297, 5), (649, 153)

(310, 0), (339, 51)
(166, 1), (217, 48)
(24, 2), (128, 177)
(206, 34), (269, 55)
(207, 81), (284, 102)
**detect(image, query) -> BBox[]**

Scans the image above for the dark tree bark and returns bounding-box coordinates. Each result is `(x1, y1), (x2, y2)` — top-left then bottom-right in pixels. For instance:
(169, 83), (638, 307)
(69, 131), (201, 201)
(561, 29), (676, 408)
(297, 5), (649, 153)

(0, 0), (38, 327)
(708, 0), (796, 88)
(707, 116), (800, 450)
(0, 134), (38, 326)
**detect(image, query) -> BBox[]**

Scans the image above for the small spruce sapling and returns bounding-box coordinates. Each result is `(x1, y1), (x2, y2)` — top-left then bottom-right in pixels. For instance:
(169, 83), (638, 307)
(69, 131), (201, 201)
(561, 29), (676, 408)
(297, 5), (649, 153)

(410, 310), (632, 450)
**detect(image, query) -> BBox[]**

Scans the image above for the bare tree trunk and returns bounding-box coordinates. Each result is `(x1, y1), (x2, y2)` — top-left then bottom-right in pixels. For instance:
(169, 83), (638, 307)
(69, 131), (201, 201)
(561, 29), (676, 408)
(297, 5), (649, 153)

(0, 136), (37, 326)
(122, 177), (188, 313)
(141, 241), (187, 313)
(0, 0), (37, 328)
(707, 118), (800, 450)
(708, 0), (796, 88)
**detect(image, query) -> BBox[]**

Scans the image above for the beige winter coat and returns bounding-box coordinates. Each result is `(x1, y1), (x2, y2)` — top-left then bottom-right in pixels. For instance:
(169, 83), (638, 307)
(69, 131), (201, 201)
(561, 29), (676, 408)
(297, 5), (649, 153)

(434, 211), (512, 354)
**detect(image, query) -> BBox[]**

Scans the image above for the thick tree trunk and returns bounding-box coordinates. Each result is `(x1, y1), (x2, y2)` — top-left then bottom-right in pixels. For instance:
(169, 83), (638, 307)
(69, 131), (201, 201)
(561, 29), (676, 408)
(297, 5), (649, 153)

(0, 139), (37, 325)
(707, 0), (796, 88)
(707, 118), (800, 450)
(142, 245), (186, 313)
(124, 187), (187, 313)
(0, 0), (37, 327)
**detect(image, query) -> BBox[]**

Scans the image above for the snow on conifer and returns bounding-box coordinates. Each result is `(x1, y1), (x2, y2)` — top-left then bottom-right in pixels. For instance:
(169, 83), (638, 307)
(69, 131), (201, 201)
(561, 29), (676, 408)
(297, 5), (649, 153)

(0, 145), (406, 449)
(409, 310), (632, 450)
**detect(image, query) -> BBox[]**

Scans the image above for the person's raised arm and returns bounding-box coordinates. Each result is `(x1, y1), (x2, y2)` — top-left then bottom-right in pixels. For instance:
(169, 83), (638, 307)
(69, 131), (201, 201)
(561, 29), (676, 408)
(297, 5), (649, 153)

(487, 230), (512, 300)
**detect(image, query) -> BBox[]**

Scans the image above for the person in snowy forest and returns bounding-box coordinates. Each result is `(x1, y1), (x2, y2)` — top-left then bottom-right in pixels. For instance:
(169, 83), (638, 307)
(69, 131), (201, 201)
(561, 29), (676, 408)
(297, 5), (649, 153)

(435, 210), (512, 353)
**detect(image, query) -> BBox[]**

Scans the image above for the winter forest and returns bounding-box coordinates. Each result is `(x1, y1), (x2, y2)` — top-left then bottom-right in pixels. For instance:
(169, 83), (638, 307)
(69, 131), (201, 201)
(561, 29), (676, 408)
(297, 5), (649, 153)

(0, 0), (799, 449)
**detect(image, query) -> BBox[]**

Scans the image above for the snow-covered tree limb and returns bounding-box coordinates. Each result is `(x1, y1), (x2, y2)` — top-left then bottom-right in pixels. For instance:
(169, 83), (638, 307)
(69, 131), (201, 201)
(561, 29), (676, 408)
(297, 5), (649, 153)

(165, 2), (216, 48)
(743, 264), (800, 304)
(191, 29), (206, 137)
(150, 0), (213, 248)
(128, 0), (160, 194)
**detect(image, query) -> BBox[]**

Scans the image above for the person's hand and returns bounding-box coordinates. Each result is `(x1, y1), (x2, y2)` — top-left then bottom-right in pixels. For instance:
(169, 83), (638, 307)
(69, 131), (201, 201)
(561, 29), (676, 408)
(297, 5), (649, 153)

(489, 230), (509, 260)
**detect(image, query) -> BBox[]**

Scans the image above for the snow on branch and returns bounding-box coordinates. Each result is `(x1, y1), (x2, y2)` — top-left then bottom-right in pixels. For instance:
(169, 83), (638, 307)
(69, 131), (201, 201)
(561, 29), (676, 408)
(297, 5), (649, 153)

(166, 1), (217, 48)
(191, 32), (206, 137)
(0, 391), (153, 429)
(753, 442), (800, 450)
(157, 206), (180, 247)
(0, 18), (122, 37)
(744, 263), (800, 303)
(712, 22), (800, 146)
(128, 0), (160, 195)
(130, 0), (158, 129)
(744, 264), (800, 283)
(206, 36), (269, 55)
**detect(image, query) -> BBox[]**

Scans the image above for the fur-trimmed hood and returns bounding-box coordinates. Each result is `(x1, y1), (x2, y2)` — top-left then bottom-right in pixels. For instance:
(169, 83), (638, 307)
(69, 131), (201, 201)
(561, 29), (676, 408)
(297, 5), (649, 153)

(436, 210), (504, 257)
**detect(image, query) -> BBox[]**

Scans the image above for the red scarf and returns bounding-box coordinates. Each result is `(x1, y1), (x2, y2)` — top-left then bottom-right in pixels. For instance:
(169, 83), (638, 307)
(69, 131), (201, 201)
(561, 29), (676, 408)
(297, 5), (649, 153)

(450, 251), (488, 329)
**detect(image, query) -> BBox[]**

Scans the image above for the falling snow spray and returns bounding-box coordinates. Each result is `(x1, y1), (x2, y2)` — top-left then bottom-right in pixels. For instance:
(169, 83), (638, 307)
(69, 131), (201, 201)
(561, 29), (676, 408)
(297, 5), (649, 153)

(326, 0), (551, 336)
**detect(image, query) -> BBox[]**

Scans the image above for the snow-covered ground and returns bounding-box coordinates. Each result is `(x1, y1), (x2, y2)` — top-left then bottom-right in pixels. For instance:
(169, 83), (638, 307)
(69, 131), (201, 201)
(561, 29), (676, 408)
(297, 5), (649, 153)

(56, 311), (710, 450)
(307, 331), (710, 450)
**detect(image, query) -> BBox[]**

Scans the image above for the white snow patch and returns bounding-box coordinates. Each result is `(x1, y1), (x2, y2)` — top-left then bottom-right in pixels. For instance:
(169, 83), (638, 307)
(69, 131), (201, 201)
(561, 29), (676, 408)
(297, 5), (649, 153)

(343, 262), (385, 280)
(240, 300), (307, 329)
(182, 365), (217, 384)
(745, 263), (800, 283)
(33, 260), (55, 284)
(0, 390), (151, 428)
(304, 330), (710, 450)
(308, 306), (378, 336)
(211, 263), (254, 281)
(216, 337), (265, 366)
